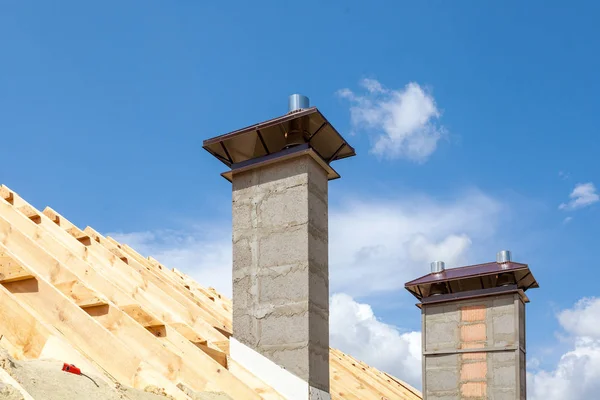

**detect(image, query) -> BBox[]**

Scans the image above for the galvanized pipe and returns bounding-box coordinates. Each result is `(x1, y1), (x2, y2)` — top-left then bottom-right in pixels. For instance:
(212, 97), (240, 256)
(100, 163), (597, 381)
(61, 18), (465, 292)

(288, 94), (310, 112)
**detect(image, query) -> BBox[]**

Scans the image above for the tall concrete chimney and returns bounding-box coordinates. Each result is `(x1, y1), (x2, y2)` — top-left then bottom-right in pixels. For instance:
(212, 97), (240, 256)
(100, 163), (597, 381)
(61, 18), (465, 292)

(405, 252), (539, 400)
(203, 95), (356, 399)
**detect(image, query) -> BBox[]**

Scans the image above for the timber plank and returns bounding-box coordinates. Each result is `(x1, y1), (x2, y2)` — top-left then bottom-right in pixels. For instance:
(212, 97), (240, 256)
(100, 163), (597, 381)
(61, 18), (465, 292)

(0, 196), (263, 399)
(86, 227), (230, 333)
(40, 207), (227, 345)
(0, 254), (34, 283)
(0, 185), (423, 400)
(110, 239), (232, 333)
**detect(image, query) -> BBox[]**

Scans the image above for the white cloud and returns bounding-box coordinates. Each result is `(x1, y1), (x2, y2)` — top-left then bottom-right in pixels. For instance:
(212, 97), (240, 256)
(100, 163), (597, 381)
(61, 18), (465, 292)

(558, 297), (600, 338)
(528, 297), (600, 400)
(107, 226), (233, 297)
(107, 189), (502, 299)
(329, 190), (502, 296)
(559, 171), (570, 180)
(330, 293), (421, 388)
(105, 188), (506, 389)
(559, 182), (599, 210)
(338, 79), (446, 162)
(563, 217), (573, 224)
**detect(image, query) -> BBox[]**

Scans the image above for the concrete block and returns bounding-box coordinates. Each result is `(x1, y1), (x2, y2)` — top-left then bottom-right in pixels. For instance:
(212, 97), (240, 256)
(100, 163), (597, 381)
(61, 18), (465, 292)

(258, 225), (308, 268)
(492, 313), (516, 346)
(232, 237), (253, 271)
(519, 301), (526, 348)
(232, 275), (252, 310)
(232, 201), (254, 232)
(491, 351), (515, 364)
(261, 345), (310, 382)
(308, 343), (330, 391)
(259, 313), (309, 346)
(492, 364), (516, 388)
(426, 354), (459, 369)
(233, 314), (258, 347)
(426, 396), (459, 400)
(258, 184), (309, 229)
(426, 303), (461, 322)
(308, 225), (328, 268)
(426, 320), (459, 351)
(308, 272), (329, 315)
(257, 264), (309, 306)
(490, 388), (516, 400)
(308, 305), (328, 344)
(426, 368), (459, 392)
(492, 295), (515, 311)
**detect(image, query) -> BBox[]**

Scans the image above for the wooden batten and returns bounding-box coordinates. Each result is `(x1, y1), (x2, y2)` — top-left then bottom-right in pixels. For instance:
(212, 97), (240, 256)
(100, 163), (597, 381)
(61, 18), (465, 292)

(0, 186), (14, 205)
(120, 304), (164, 328)
(0, 253), (35, 283)
(41, 207), (61, 225)
(53, 280), (109, 309)
(65, 227), (92, 246)
(0, 185), (424, 400)
(17, 205), (42, 224)
(195, 342), (228, 368)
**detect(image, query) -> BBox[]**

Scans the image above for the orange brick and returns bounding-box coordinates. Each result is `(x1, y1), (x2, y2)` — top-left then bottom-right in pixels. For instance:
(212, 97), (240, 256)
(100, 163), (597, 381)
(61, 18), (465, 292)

(461, 305), (486, 322)
(462, 352), (486, 361)
(461, 361), (487, 380)
(461, 342), (485, 349)
(461, 323), (486, 342)
(461, 382), (487, 397)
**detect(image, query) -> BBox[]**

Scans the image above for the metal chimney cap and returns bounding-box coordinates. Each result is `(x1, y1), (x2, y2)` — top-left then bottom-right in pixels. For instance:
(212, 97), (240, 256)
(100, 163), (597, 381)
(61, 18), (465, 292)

(496, 250), (512, 264)
(288, 94), (310, 113)
(430, 261), (445, 274)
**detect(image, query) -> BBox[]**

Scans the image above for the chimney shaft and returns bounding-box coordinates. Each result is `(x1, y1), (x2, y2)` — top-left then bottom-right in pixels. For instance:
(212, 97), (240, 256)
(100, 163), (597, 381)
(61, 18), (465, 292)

(406, 253), (538, 399)
(231, 156), (330, 396)
(204, 95), (356, 400)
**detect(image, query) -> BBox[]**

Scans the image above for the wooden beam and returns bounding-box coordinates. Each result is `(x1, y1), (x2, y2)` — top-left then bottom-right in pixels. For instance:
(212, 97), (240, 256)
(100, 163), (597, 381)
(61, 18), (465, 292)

(66, 227), (92, 246)
(0, 253), (34, 283)
(194, 342), (228, 368)
(41, 207), (61, 225)
(0, 247), (208, 399)
(53, 280), (109, 309)
(116, 243), (232, 333)
(120, 304), (164, 328)
(0, 186), (14, 205)
(82, 226), (230, 338)
(17, 205), (41, 224)
(0, 202), (262, 399)
(0, 284), (51, 359)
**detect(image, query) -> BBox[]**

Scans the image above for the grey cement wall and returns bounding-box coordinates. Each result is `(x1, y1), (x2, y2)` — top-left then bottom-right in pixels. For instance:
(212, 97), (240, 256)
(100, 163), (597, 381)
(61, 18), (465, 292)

(422, 292), (527, 399)
(231, 154), (330, 392)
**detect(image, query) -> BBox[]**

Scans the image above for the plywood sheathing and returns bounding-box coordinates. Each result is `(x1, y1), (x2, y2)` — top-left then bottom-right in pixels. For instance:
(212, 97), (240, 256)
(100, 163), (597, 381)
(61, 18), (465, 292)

(0, 184), (422, 400)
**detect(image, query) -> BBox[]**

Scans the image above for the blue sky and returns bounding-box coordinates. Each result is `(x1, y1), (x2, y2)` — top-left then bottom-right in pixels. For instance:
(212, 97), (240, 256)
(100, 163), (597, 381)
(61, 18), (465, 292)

(2, 2), (600, 397)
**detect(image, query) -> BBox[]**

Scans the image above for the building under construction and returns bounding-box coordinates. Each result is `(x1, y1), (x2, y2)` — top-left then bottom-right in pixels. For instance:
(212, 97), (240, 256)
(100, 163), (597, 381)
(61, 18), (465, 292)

(0, 95), (537, 400)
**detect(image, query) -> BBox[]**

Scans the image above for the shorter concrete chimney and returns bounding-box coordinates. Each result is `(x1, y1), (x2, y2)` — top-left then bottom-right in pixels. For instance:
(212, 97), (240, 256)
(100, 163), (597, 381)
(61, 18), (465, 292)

(405, 253), (539, 399)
